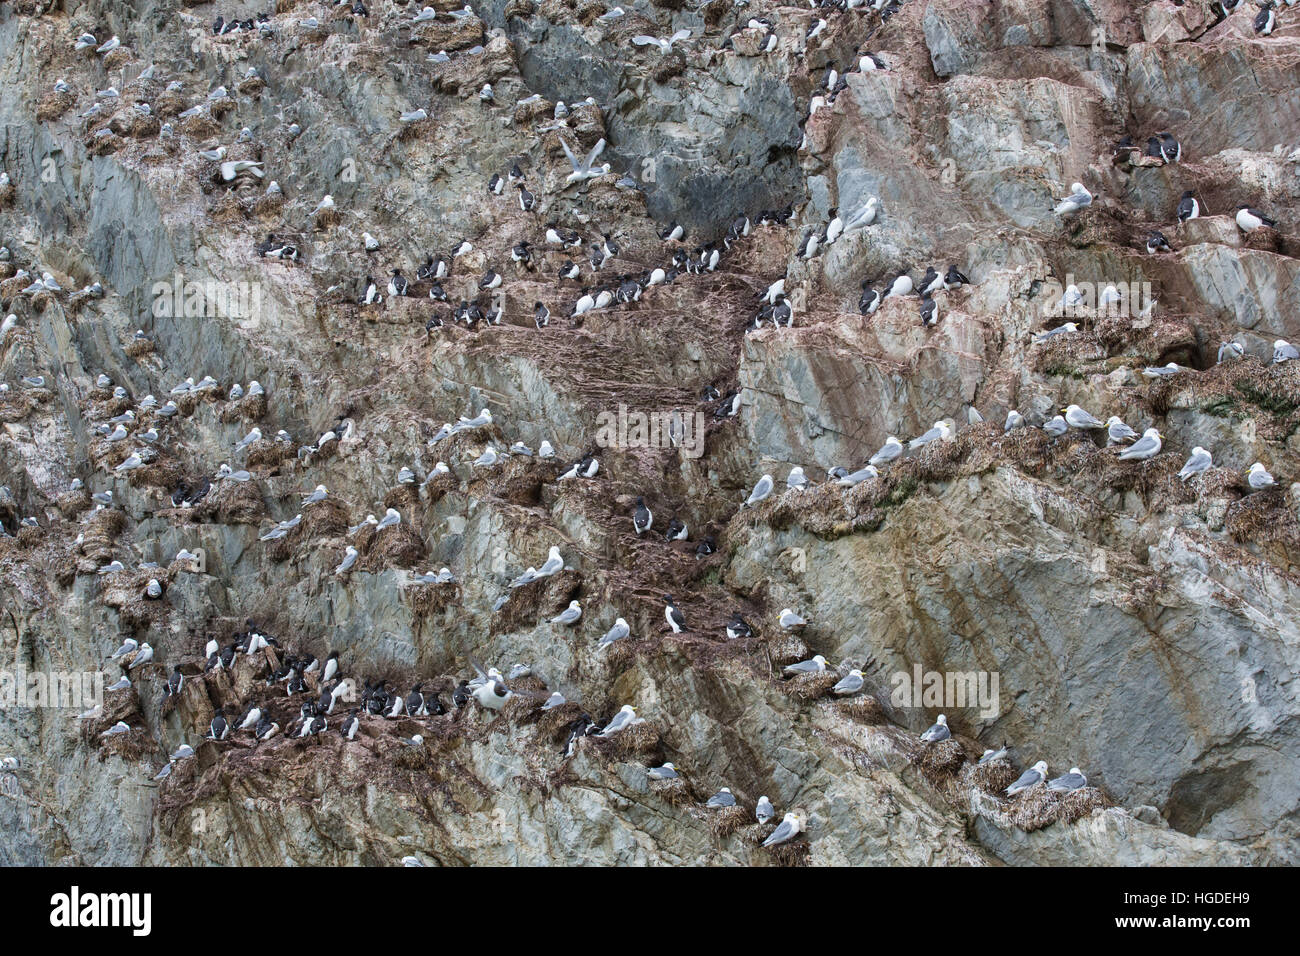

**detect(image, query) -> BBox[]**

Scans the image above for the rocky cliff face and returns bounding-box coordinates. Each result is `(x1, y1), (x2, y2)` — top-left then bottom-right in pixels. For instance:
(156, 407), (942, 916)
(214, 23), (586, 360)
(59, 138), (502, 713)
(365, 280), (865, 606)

(0, 0), (1297, 866)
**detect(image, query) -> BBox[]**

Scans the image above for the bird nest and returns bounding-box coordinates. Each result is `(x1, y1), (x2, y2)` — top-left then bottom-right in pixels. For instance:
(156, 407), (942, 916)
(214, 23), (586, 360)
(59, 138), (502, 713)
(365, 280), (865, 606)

(420, 469), (458, 505)
(153, 88), (187, 116)
(491, 568), (582, 633)
(314, 206), (340, 230)
(1169, 359), (1300, 443)
(405, 580), (460, 618)
(913, 738), (968, 781)
(533, 702), (584, 741)
(81, 508), (127, 557)
(1007, 784), (1113, 832)
(36, 90), (74, 122)
(90, 439), (136, 473)
(651, 776), (696, 807)
(101, 47), (133, 71)
(252, 192), (284, 220)
(409, 17), (484, 52)
(194, 480), (266, 525)
(109, 110), (160, 140)
(487, 465), (547, 507)
(601, 636), (642, 671)
(707, 803), (752, 838)
(128, 458), (184, 491)
(97, 729), (159, 764)
(219, 393), (267, 424)
(0, 273), (33, 299)
(207, 97), (236, 120)
(301, 497), (350, 539)
(1225, 489), (1300, 567)
(101, 569), (170, 630)
(766, 633), (809, 668)
(0, 392), (34, 423)
(383, 484), (421, 513)
(968, 756), (1021, 795)
(781, 670), (841, 701)
(245, 439), (295, 470)
(52, 548), (79, 587)
(502, 693), (544, 723)
(123, 337), (154, 359)
(834, 694), (887, 725)
(208, 191), (249, 224)
(359, 524), (426, 571)
(762, 835), (811, 867)
(88, 131), (123, 157)
(591, 721), (661, 761)
(393, 744), (438, 772)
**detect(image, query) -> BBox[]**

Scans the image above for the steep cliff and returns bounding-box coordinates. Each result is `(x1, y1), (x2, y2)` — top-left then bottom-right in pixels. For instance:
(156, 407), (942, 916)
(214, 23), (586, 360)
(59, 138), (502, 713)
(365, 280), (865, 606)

(0, 0), (1297, 865)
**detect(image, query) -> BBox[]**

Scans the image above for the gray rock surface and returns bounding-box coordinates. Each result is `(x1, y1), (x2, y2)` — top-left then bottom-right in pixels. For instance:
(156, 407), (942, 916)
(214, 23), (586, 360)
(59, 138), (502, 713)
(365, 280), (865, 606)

(0, 0), (1298, 866)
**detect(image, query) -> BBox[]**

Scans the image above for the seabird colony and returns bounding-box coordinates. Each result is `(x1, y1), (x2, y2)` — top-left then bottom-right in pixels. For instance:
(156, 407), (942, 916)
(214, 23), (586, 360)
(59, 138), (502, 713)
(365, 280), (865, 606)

(1, 0), (1294, 865)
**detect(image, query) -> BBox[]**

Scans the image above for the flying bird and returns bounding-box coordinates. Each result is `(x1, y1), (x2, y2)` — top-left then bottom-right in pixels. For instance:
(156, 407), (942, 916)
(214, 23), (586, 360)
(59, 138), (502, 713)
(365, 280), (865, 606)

(559, 137), (610, 186)
(630, 29), (691, 53)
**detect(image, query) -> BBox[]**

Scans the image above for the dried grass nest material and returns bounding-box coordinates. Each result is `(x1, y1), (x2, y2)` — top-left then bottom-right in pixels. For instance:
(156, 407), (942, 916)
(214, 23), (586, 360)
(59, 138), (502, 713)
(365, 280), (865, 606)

(650, 776), (696, 807)
(1224, 488), (1300, 556)
(358, 524), (427, 571)
(533, 701), (584, 741)
(1007, 784), (1113, 832)
(100, 568), (172, 630)
(969, 756), (1021, 796)
(834, 694), (887, 725)
(491, 568), (582, 632)
(706, 803), (752, 838)
(100, 731), (161, 763)
(383, 483), (421, 513)
(123, 336), (154, 358)
(763, 835), (811, 867)
(194, 479), (266, 524)
(245, 439), (296, 470)
(589, 720), (662, 761)
(913, 737), (968, 780)
(404, 580), (461, 617)
(766, 633), (810, 668)
(301, 497), (350, 538)
(781, 669), (841, 700)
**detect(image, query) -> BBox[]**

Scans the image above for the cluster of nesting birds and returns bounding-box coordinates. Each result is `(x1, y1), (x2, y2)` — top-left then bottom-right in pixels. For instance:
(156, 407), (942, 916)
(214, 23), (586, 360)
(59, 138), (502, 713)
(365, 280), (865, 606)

(727, 378), (1286, 533)
(4, 0), (1296, 864)
(361, 157), (801, 335)
(919, 717), (1087, 798)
